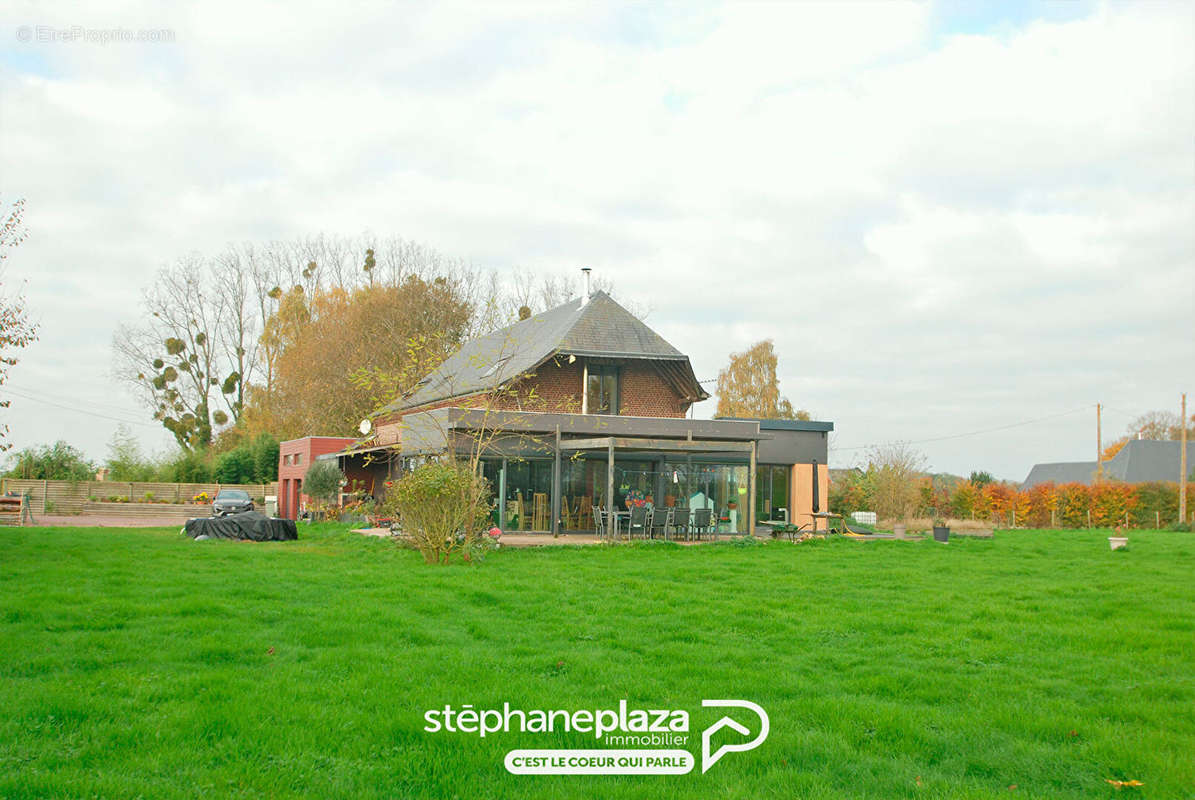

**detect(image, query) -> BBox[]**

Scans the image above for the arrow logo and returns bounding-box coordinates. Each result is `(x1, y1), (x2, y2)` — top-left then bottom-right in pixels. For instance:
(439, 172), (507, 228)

(700, 699), (770, 773)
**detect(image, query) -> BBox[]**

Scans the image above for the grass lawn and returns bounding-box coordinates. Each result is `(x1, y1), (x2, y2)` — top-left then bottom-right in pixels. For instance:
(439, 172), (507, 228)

(1, 525), (1192, 799)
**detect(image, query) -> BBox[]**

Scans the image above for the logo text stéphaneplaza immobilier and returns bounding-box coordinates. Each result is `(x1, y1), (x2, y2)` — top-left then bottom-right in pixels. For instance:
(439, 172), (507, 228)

(423, 699), (769, 775)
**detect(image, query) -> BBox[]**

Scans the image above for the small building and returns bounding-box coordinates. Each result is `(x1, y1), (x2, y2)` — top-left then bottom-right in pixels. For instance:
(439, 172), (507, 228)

(277, 436), (356, 520)
(1022, 439), (1195, 489)
(322, 286), (834, 535)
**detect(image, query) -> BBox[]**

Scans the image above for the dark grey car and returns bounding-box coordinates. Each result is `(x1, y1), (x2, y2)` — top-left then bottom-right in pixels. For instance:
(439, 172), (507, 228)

(212, 488), (254, 516)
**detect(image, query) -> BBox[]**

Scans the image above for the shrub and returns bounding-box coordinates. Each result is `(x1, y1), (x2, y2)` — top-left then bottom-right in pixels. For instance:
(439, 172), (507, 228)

(1132, 482), (1179, 528)
(1056, 483), (1091, 528)
(161, 450), (213, 483)
(383, 460), (491, 565)
(1090, 482), (1137, 527)
(4, 441), (94, 481)
(213, 447), (255, 484)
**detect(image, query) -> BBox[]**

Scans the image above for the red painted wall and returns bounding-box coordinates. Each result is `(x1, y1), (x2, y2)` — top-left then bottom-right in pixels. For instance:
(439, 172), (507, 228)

(277, 436), (356, 519)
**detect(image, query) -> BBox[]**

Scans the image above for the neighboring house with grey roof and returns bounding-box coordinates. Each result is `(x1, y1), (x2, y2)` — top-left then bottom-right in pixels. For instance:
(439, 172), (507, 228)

(1022, 440), (1195, 489)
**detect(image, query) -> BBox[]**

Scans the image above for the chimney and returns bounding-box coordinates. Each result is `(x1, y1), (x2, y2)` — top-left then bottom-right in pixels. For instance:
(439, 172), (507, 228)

(581, 267), (592, 306)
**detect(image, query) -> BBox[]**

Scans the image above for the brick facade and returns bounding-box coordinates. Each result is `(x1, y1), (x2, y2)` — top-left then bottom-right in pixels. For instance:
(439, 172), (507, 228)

(376, 356), (690, 438)
(277, 436), (356, 520)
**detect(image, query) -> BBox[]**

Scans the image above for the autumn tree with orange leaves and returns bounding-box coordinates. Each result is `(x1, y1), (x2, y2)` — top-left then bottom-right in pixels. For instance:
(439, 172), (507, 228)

(715, 340), (810, 420)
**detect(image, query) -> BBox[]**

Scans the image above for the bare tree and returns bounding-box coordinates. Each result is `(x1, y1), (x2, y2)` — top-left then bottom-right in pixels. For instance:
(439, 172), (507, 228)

(0, 198), (39, 452)
(867, 441), (926, 522)
(113, 255), (229, 450)
(1126, 410), (1193, 441)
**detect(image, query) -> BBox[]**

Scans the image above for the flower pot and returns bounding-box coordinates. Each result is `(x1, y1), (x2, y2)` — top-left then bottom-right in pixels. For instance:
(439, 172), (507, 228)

(1108, 536), (1128, 551)
(893, 523), (906, 537)
(933, 525), (950, 543)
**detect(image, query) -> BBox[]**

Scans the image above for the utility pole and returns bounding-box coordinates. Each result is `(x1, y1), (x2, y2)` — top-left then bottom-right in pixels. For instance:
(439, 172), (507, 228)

(1181, 392), (1188, 525)
(1096, 403), (1103, 482)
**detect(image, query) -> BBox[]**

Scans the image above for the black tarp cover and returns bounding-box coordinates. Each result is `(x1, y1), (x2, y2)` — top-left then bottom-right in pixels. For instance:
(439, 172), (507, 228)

(184, 512), (298, 541)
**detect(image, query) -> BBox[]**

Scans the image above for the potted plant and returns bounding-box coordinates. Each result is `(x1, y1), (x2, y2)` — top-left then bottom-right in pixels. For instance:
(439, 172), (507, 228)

(1108, 524), (1128, 551)
(932, 518), (950, 543)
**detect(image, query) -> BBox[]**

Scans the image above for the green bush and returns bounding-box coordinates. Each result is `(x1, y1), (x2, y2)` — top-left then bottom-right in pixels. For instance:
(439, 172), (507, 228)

(1132, 482), (1180, 528)
(213, 447), (255, 484)
(383, 460), (491, 565)
(4, 441), (94, 481)
(158, 449), (213, 483)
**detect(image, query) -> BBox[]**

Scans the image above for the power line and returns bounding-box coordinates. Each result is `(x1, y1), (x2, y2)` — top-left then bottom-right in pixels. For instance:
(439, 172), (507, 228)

(4, 383), (155, 418)
(829, 405), (1094, 454)
(0, 387), (158, 428)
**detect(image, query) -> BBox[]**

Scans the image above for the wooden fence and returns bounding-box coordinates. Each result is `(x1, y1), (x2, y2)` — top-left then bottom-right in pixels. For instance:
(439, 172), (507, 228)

(0, 479), (278, 515)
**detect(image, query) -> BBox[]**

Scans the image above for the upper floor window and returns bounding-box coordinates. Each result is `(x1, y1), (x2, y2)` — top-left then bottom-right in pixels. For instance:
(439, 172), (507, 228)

(587, 365), (620, 415)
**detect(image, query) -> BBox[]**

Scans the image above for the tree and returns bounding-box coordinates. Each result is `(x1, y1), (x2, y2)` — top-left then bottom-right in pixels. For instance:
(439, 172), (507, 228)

(251, 276), (472, 439)
(1126, 410), (1194, 441)
(968, 470), (994, 488)
(4, 441), (95, 481)
(105, 424), (156, 481)
(113, 256), (237, 450)
(866, 441), (926, 522)
(0, 197), (40, 452)
(302, 459), (343, 506)
(1101, 436), (1129, 462)
(715, 340), (810, 420)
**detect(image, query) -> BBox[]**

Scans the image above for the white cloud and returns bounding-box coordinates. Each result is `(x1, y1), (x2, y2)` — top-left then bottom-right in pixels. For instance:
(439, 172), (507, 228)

(0, 0), (1191, 479)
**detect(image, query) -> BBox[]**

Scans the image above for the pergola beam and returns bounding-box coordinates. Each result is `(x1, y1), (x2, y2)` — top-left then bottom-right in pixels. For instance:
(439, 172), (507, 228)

(559, 436), (755, 454)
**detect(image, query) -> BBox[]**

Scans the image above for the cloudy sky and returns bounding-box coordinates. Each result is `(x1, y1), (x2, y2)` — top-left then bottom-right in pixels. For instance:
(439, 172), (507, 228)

(1, 0), (1192, 480)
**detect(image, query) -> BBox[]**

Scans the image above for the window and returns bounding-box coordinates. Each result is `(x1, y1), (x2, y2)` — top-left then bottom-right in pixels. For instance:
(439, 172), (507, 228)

(294, 453), (302, 466)
(586, 365), (620, 415)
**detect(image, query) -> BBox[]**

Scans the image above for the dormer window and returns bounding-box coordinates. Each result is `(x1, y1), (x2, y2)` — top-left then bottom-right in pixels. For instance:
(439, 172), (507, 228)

(586, 364), (620, 415)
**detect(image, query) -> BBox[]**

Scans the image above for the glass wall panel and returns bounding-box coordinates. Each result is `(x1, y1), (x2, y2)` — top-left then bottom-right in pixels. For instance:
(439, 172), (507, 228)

(755, 465), (791, 523)
(491, 459), (553, 531)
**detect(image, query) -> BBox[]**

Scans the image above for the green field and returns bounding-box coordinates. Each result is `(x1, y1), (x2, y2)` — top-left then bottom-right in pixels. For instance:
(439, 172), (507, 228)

(1, 525), (1192, 799)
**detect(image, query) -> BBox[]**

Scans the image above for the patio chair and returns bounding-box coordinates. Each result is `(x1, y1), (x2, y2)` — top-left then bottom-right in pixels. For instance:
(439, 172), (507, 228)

(648, 506), (671, 540)
(532, 493), (549, 531)
(592, 505), (607, 540)
(626, 505), (648, 540)
(691, 507), (713, 540)
(576, 496), (593, 530)
(671, 506), (690, 540)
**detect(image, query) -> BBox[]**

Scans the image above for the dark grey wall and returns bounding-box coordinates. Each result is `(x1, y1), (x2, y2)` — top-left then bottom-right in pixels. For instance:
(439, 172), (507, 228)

(756, 429), (828, 466)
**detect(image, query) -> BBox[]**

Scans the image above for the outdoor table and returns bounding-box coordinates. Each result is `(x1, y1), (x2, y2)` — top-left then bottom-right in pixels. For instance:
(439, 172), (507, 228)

(606, 509), (629, 539)
(812, 511), (843, 534)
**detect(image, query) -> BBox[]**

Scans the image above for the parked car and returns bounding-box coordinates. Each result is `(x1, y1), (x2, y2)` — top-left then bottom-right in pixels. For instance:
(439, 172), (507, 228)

(212, 489), (254, 516)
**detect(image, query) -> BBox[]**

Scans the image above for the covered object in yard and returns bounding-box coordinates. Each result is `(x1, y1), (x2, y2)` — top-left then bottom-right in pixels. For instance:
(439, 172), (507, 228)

(184, 512), (298, 541)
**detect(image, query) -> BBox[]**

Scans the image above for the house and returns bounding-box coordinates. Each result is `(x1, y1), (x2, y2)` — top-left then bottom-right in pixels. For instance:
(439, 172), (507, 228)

(1022, 439), (1195, 489)
(307, 283), (834, 535)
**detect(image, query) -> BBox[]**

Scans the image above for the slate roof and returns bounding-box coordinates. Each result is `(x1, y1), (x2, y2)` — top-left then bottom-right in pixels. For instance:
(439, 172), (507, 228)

(1021, 461), (1099, 489)
(1021, 440), (1195, 488)
(380, 290), (706, 414)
